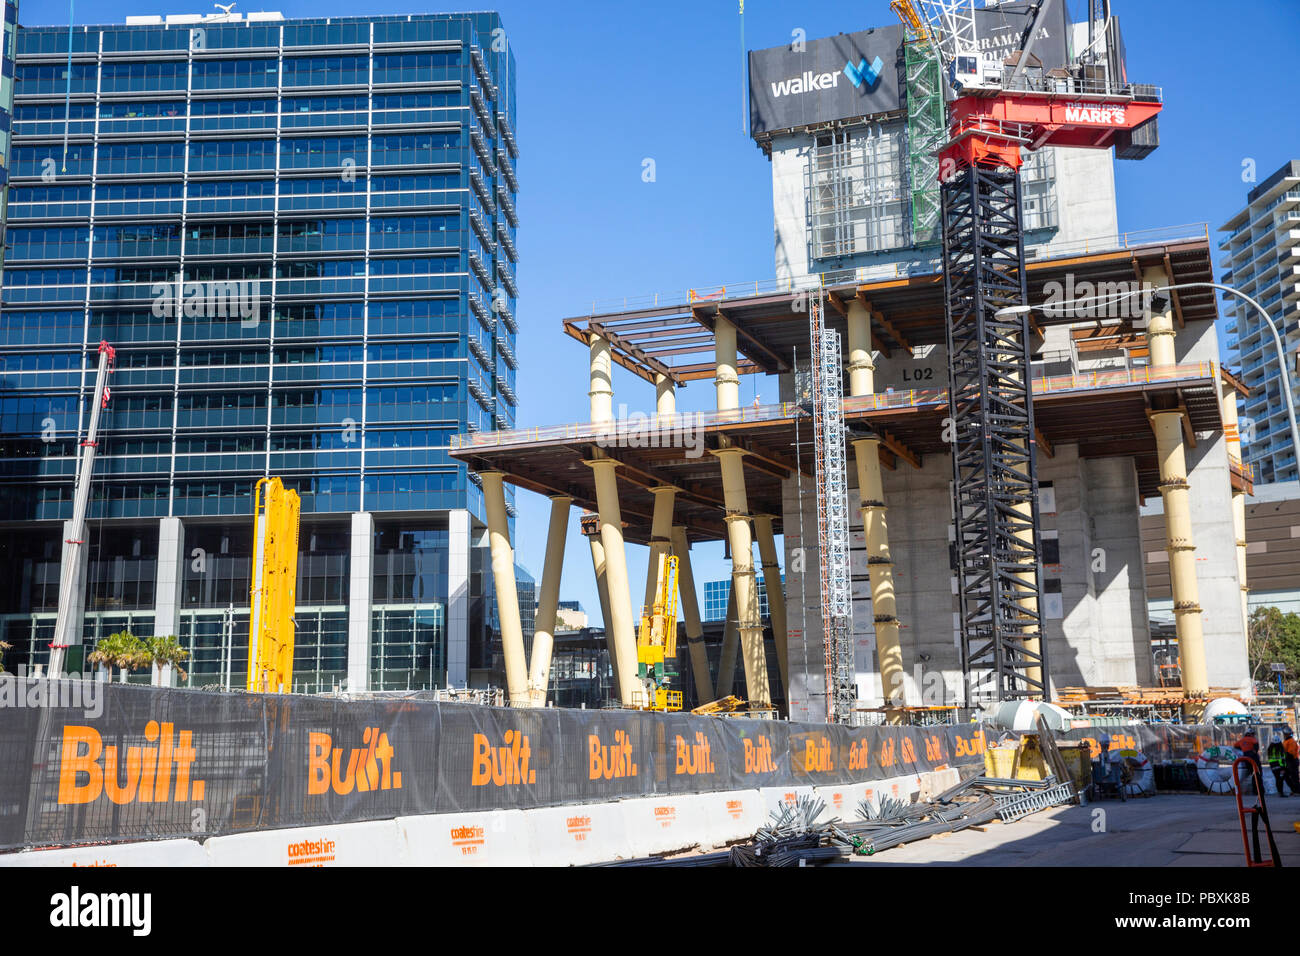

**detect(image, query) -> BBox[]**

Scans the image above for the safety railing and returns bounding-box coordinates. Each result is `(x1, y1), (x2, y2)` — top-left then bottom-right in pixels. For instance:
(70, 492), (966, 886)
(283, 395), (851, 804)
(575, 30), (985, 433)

(449, 363), (1216, 452)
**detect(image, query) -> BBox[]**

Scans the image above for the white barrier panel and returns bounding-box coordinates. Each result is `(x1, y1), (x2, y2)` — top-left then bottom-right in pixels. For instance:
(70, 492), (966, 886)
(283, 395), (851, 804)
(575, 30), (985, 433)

(860, 774), (923, 812)
(523, 802), (630, 866)
(0, 838), (209, 868)
(698, 789), (765, 845)
(205, 820), (406, 867)
(618, 794), (712, 857)
(811, 781), (872, 820)
(759, 784), (814, 820)
(400, 809), (531, 866)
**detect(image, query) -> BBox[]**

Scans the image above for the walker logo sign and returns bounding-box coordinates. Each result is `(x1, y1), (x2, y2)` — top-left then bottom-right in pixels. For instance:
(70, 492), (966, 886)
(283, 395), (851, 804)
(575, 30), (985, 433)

(843, 55), (885, 90)
(749, 26), (902, 136)
(749, 2), (1075, 138)
(308, 728), (402, 796)
(57, 722), (204, 806)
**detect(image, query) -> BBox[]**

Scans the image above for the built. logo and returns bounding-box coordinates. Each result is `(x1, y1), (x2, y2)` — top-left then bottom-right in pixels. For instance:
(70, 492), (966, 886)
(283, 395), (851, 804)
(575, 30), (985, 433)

(308, 728), (402, 796)
(57, 722), (203, 806)
(471, 731), (536, 786)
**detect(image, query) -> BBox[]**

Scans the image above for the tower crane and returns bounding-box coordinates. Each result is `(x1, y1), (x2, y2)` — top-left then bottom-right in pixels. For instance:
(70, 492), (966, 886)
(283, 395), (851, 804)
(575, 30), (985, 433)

(890, 0), (1162, 703)
(48, 341), (116, 678)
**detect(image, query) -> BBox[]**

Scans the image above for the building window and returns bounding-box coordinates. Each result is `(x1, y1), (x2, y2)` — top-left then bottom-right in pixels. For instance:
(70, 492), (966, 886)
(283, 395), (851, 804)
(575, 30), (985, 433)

(807, 123), (909, 260)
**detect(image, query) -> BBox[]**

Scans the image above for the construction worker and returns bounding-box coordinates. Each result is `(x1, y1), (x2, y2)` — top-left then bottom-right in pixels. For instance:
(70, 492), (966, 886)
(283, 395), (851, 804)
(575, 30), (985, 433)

(1266, 734), (1288, 796)
(1284, 728), (1300, 797)
(1235, 728), (1261, 795)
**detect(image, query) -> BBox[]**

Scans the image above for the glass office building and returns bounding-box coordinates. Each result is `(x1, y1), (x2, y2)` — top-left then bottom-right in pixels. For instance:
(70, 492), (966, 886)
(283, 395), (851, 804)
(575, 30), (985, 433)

(702, 576), (779, 624)
(0, 11), (519, 691)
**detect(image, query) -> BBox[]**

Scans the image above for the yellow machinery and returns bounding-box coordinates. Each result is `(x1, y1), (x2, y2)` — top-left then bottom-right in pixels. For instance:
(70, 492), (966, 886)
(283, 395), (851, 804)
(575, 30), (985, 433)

(247, 477), (301, 692)
(635, 553), (682, 711)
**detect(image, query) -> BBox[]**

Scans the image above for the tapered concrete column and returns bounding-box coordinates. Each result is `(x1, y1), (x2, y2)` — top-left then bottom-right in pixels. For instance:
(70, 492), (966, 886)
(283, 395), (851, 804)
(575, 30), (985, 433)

(589, 334), (614, 424)
(1220, 375), (1250, 636)
(714, 445), (771, 708)
(584, 517), (621, 702)
(643, 486), (677, 610)
(716, 584), (739, 698)
(527, 495), (571, 706)
(1010, 443), (1044, 692)
(715, 318), (741, 411)
(753, 514), (788, 699)
(671, 525), (714, 703)
(586, 456), (641, 706)
(480, 471), (530, 706)
(846, 299), (905, 717)
(346, 511), (374, 693)
(655, 373), (676, 417)
(1144, 265), (1208, 697)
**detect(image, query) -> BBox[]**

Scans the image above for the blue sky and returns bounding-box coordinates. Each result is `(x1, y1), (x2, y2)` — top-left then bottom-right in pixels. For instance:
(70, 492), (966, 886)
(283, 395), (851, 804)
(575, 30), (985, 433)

(22, 0), (1300, 625)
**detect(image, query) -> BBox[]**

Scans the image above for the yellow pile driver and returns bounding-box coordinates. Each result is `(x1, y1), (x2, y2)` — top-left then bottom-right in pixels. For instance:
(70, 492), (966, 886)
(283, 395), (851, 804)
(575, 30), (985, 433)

(635, 553), (682, 711)
(247, 477), (300, 692)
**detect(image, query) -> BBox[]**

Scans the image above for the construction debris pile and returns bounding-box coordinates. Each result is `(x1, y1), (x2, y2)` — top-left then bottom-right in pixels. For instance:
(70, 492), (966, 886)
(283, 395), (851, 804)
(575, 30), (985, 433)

(599, 776), (1079, 867)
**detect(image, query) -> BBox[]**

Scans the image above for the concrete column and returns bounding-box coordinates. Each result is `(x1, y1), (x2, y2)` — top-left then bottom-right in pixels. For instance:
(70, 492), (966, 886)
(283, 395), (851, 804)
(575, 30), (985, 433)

(527, 495), (571, 705)
(716, 584), (739, 698)
(643, 486), (677, 610)
(153, 517), (185, 639)
(1220, 375), (1250, 636)
(714, 315), (770, 707)
(671, 525), (714, 703)
(1144, 265), (1208, 698)
(480, 471), (530, 706)
(586, 457), (641, 707)
(585, 520), (620, 702)
(589, 335), (614, 424)
(655, 373), (676, 417)
(446, 509), (470, 687)
(846, 299), (905, 718)
(715, 318), (741, 412)
(715, 447), (771, 708)
(753, 514), (788, 700)
(346, 512), (374, 693)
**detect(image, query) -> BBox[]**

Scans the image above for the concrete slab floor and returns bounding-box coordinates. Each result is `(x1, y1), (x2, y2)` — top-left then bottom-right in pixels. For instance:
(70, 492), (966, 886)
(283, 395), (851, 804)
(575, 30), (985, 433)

(845, 794), (1300, 867)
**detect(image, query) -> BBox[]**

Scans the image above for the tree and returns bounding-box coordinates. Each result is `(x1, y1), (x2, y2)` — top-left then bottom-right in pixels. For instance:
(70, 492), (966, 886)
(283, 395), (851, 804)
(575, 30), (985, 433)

(146, 635), (190, 683)
(1248, 607), (1300, 694)
(87, 630), (149, 683)
(0, 640), (11, 674)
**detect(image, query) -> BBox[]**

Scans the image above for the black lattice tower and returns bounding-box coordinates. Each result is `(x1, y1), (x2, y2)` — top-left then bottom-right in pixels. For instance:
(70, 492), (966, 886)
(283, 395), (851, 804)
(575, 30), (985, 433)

(940, 165), (1047, 702)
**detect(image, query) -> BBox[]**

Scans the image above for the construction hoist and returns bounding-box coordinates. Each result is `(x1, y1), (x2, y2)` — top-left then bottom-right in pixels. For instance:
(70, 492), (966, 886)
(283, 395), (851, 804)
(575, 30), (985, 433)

(636, 552), (682, 711)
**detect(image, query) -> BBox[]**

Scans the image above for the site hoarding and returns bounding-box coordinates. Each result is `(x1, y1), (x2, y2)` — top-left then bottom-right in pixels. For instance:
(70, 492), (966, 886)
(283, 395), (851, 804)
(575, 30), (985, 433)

(748, 1), (1074, 138)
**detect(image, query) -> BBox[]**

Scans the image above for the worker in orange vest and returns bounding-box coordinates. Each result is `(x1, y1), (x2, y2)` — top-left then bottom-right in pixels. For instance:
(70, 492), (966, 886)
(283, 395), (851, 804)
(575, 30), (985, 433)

(1283, 728), (1300, 796)
(1236, 729), (1262, 794)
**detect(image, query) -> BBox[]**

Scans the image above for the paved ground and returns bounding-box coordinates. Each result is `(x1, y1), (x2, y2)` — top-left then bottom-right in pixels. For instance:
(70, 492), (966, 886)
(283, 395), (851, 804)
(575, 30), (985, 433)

(845, 793), (1300, 866)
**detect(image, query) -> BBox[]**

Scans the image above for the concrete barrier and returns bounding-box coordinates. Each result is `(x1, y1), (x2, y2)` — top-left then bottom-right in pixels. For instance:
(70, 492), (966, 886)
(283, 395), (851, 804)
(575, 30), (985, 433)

(400, 809), (532, 866)
(698, 789), (766, 845)
(520, 802), (631, 866)
(0, 838), (209, 868)
(205, 820), (407, 867)
(758, 784), (815, 819)
(618, 794), (713, 857)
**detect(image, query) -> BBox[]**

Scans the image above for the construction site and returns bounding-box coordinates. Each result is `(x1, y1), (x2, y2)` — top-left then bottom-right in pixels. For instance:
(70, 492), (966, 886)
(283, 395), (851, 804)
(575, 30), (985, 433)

(1, 0), (1298, 875)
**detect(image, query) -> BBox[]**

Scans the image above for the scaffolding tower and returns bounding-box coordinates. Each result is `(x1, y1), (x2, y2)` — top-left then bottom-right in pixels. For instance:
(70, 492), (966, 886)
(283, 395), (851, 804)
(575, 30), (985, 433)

(808, 292), (856, 722)
(904, 38), (945, 246)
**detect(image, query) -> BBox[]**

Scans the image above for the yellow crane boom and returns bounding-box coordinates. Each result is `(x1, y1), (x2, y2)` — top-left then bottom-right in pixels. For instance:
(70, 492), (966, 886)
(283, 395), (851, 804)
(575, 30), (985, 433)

(635, 553), (681, 710)
(247, 477), (300, 693)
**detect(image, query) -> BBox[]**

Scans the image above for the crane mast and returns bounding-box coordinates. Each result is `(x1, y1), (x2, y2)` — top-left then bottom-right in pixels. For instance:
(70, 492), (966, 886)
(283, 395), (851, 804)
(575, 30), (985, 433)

(48, 341), (115, 678)
(891, 0), (1163, 703)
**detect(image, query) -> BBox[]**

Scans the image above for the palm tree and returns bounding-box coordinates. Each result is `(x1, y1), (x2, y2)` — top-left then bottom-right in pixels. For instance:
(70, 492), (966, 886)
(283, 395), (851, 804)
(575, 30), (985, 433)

(146, 635), (190, 686)
(87, 631), (149, 683)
